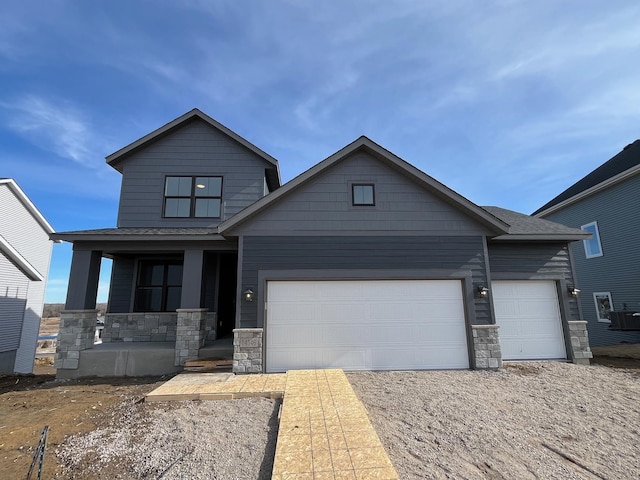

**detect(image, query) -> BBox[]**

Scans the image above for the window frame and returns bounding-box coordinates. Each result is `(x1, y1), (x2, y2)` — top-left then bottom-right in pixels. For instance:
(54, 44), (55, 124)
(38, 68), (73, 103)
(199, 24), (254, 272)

(352, 183), (376, 206)
(581, 221), (603, 258)
(163, 175), (223, 218)
(593, 291), (613, 323)
(133, 260), (183, 312)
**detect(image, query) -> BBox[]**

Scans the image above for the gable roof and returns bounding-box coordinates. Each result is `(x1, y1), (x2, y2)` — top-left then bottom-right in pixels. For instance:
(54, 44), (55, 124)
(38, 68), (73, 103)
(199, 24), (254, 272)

(483, 206), (589, 241)
(0, 179), (56, 236)
(105, 108), (281, 188)
(533, 139), (640, 216)
(218, 136), (511, 235)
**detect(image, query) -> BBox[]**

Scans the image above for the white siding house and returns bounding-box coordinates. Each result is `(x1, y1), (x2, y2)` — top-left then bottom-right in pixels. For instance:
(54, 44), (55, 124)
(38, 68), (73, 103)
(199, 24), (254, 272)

(0, 179), (56, 373)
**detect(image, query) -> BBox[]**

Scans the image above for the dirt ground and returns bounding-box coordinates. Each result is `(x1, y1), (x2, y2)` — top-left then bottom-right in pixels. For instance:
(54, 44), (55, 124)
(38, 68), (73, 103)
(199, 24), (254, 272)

(2, 345), (639, 479)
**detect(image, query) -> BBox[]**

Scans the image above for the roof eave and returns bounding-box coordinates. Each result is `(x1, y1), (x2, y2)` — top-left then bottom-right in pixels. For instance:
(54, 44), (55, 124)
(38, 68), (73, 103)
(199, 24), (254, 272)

(0, 235), (44, 281)
(51, 233), (227, 243)
(535, 163), (640, 217)
(490, 234), (590, 241)
(0, 179), (58, 239)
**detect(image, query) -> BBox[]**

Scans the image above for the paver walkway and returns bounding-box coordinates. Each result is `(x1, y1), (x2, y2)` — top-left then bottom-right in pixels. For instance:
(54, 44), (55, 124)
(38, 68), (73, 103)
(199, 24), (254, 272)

(145, 369), (398, 479)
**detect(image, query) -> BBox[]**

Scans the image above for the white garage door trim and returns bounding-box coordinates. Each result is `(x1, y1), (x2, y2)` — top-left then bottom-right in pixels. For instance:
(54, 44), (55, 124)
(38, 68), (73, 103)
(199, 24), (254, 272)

(493, 280), (567, 360)
(265, 279), (469, 372)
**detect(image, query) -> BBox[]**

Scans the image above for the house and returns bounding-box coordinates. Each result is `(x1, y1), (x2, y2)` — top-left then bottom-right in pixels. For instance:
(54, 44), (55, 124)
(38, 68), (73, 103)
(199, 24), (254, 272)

(52, 109), (592, 378)
(533, 140), (640, 347)
(0, 178), (56, 374)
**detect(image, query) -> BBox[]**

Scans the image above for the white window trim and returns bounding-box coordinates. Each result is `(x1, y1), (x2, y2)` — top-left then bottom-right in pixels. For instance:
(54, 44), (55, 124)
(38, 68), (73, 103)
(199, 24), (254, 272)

(593, 291), (613, 323)
(581, 221), (603, 259)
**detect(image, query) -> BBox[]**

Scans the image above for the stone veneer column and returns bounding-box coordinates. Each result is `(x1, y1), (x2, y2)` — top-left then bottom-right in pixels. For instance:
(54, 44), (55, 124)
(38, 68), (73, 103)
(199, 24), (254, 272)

(471, 324), (502, 369)
(54, 310), (98, 371)
(568, 320), (593, 365)
(174, 309), (207, 366)
(233, 328), (263, 374)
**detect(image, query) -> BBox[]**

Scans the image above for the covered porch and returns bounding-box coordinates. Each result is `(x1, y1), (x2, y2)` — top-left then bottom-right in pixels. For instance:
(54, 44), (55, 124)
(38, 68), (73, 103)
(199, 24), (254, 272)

(51, 228), (240, 378)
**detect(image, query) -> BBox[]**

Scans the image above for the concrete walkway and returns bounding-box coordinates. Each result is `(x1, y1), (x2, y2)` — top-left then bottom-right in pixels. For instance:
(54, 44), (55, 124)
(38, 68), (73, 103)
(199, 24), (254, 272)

(145, 369), (398, 479)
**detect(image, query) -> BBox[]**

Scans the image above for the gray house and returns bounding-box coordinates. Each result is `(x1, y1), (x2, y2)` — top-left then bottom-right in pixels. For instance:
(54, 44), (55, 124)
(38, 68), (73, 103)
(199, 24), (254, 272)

(534, 140), (640, 347)
(0, 178), (56, 374)
(52, 109), (592, 378)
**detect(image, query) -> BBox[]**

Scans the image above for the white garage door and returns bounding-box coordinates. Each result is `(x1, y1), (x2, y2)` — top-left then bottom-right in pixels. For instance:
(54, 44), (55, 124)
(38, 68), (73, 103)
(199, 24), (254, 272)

(493, 281), (566, 360)
(265, 279), (469, 372)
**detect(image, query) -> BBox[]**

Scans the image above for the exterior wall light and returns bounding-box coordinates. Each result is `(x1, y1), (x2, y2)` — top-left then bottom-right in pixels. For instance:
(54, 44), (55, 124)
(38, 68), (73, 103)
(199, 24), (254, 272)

(568, 286), (581, 296)
(477, 286), (489, 297)
(243, 288), (254, 302)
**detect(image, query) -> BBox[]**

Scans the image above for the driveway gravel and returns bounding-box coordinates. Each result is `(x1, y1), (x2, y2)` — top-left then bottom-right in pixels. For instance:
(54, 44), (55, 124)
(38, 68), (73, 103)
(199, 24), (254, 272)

(348, 362), (640, 479)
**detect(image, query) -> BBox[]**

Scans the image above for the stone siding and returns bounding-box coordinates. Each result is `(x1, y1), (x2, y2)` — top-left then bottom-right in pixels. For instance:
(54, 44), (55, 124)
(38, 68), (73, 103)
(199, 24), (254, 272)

(233, 328), (263, 374)
(568, 320), (593, 365)
(174, 309), (208, 366)
(472, 324), (502, 369)
(55, 310), (98, 370)
(102, 312), (177, 343)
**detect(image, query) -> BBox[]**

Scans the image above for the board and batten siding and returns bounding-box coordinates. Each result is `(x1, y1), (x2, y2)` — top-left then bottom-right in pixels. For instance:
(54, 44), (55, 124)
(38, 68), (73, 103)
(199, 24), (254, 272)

(117, 119), (273, 228)
(229, 151), (494, 236)
(487, 242), (580, 321)
(0, 183), (53, 373)
(239, 236), (489, 328)
(541, 173), (640, 346)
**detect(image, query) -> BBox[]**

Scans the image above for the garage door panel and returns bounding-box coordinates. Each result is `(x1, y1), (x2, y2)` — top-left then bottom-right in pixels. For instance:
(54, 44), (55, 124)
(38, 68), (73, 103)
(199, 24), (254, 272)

(493, 281), (566, 360)
(266, 280), (469, 372)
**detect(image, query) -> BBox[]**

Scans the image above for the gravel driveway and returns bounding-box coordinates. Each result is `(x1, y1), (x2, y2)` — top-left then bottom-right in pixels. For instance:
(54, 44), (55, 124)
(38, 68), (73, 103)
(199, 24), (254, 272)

(55, 362), (639, 479)
(348, 362), (640, 479)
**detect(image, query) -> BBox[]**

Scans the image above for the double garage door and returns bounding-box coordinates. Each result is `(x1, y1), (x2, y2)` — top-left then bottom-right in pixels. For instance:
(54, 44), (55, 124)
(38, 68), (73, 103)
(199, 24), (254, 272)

(265, 279), (469, 372)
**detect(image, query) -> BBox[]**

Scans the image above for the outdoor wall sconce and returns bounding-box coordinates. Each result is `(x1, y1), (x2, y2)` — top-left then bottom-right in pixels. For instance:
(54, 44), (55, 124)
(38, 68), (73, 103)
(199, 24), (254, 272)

(568, 286), (581, 296)
(243, 288), (254, 302)
(477, 286), (489, 297)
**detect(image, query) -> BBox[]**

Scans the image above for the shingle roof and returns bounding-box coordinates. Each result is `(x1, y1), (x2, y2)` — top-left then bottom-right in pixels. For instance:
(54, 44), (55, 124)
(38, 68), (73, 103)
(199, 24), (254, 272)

(483, 206), (589, 240)
(533, 139), (640, 215)
(51, 227), (223, 242)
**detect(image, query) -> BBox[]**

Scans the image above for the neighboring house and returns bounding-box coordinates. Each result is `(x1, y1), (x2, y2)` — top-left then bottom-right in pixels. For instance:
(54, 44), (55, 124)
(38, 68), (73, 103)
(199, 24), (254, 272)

(52, 109), (592, 378)
(0, 178), (56, 374)
(534, 140), (640, 347)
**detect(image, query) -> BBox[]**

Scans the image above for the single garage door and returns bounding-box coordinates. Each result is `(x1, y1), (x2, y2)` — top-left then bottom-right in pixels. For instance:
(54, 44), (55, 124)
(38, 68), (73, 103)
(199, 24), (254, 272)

(265, 279), (469, 372)
(493, 280), (566, 360)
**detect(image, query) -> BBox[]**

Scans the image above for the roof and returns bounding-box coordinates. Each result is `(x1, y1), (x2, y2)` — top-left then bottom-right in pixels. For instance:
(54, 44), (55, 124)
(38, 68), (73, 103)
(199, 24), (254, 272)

(105, 108), (281, 189)
(533, 139), (640, 216)
(484, 206), (590, 241)
(0, 179), (57, 237)
(51, 227), (225, 242)
(218, 136), (512, 235)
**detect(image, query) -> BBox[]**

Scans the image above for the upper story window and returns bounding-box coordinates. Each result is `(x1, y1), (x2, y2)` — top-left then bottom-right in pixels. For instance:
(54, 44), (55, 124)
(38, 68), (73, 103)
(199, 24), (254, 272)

(164, 176), (222, 218)
(581, 221), (603, 258)
(352, 184), (375, 206)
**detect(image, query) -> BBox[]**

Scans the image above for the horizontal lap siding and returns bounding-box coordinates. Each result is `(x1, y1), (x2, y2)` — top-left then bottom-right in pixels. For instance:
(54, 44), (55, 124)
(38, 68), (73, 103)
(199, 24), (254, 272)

(230, 151), (493, 236)
(241, 236), (488, 328)
(0, 255), (28, 352)
(487, 242), (580, 320)
(542, 174), (640, 346)
(117, 119), (270, 228)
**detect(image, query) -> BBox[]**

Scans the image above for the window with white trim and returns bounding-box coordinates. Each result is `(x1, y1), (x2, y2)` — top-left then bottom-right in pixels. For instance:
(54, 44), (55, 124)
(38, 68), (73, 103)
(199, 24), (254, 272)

(581, 221), (603, 258)
(593, 292), (613, 322)
(164, 176), (222, 218)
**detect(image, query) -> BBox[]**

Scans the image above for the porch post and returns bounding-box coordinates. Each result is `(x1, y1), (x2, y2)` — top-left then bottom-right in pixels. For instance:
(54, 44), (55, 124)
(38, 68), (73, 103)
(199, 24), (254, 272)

(65, 248), (102, 310)
(180, 249), (204, 309)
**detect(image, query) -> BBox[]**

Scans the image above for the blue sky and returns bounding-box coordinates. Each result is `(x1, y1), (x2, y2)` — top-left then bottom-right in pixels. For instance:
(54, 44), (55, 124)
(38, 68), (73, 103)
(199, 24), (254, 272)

(1, 1), (639, 303)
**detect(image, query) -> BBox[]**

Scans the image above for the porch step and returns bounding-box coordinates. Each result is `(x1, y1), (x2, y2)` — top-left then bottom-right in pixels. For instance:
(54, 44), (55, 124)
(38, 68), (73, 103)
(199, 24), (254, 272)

(183, 357), (233, 373)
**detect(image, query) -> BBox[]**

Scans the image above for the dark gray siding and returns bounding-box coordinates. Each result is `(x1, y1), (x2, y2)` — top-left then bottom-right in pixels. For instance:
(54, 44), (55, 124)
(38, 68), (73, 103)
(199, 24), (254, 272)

(107, 257), (135, 313)
(487, 242), (580, 321)
(542, 174), (640, 346)
(0, 350), (17, 374)
(230, 151), (493, 236)
(240, 235), (488, 328)
(117, 119), (272, 228)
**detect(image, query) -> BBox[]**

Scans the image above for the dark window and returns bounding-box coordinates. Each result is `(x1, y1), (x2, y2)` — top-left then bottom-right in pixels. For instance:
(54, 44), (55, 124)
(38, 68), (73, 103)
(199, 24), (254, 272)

(164, 176), (222, 218)
(352, 184), (375, 206)
(134, 261), (183, 312)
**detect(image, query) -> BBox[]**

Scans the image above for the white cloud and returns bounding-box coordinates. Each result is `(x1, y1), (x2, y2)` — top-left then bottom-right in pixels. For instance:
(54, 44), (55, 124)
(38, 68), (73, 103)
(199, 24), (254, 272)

(1, 95), (104, 167)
